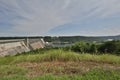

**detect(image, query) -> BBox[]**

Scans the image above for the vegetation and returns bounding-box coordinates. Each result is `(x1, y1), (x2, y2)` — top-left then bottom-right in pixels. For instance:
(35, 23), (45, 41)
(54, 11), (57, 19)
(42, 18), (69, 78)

(0, 49), (120, 64)
(0, 49), (120, 80)
(0, 69), (120, 80)
(98, 41), (120, 54)
(70, 40), (120, 55)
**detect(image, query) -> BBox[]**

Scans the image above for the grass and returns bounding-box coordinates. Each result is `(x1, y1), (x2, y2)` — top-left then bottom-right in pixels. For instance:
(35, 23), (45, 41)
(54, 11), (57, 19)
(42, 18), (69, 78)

(0, 49), (120, 80)
(0, 49), (120, 65)
(0, 65), (27, 77)
(0, 69), (120, 80)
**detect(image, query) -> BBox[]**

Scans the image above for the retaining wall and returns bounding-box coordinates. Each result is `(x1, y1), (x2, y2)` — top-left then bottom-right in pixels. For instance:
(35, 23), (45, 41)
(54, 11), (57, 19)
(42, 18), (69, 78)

(0, 39), (45, 57)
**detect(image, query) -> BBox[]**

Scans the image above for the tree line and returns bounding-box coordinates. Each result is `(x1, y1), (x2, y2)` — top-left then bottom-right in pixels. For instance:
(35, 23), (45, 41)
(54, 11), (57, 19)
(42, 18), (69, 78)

(64, 40), (120, 55)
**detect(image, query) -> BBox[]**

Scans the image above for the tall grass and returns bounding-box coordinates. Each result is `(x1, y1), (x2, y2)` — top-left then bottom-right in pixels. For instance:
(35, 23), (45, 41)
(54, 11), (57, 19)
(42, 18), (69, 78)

(0, 49), (120, 65)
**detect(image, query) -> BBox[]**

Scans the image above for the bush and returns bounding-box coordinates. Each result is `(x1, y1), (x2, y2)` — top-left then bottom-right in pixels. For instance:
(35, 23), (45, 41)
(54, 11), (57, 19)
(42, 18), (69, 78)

(70, 40), (120, 55)
(71, 41), (88, 53)
(71, 41), (98, 54)
(98, 41), (120, 54)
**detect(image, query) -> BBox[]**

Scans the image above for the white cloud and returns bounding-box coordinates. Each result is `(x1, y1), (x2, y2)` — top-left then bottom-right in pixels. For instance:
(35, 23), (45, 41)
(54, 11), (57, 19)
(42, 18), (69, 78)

(0, 0), (120, 36)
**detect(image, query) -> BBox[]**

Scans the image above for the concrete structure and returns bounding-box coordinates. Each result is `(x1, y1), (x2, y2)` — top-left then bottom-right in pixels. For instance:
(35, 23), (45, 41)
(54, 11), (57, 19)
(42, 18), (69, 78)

(0, 38), (45, 57)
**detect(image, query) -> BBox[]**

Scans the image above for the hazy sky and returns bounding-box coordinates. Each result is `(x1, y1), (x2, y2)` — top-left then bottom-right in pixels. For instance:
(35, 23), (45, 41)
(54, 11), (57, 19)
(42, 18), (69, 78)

(0, 0), (120, 36)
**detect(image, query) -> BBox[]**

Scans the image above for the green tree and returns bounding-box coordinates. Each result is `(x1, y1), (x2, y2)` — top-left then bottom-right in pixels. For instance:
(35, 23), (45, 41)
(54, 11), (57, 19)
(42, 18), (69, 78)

(71, 41), (88, 53)
(98, 41), (120, 54)
(90, 44), (98, 53)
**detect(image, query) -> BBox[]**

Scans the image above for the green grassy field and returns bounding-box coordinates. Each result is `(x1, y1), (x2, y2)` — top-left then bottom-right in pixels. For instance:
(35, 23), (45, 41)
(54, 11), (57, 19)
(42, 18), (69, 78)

(0, 49), (120, 80)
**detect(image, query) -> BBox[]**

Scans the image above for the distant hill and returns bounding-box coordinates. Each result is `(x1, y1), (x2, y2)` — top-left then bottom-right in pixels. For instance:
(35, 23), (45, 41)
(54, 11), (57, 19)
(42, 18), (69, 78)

(44, 35), (120, 43)
(98, 35), (120, 41)
(0, 35), (120, 43)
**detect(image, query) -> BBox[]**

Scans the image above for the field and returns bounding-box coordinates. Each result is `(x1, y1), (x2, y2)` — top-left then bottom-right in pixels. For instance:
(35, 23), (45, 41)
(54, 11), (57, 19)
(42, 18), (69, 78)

(0, 49), (120, 80)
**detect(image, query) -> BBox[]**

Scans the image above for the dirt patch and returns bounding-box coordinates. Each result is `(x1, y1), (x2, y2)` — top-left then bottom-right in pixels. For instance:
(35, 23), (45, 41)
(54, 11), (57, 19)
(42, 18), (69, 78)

(17, 61), (120, 77)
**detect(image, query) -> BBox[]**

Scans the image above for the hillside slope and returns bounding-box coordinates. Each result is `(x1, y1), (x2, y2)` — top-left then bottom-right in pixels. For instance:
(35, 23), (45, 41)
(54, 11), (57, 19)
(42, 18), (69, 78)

(0, 49), (120, 80)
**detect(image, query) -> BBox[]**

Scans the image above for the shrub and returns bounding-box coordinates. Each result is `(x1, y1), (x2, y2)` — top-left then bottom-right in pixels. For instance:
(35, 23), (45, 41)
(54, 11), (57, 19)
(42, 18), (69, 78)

(98, 41), (120, 54)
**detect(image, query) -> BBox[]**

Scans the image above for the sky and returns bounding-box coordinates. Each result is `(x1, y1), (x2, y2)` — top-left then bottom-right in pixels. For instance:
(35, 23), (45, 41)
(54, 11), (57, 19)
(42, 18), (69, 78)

(0, 0), (120, 36)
